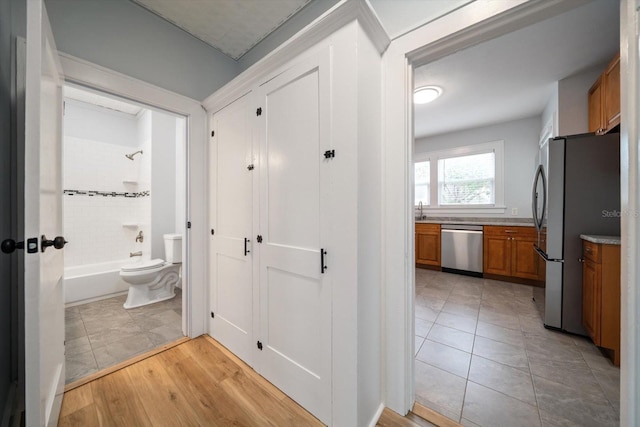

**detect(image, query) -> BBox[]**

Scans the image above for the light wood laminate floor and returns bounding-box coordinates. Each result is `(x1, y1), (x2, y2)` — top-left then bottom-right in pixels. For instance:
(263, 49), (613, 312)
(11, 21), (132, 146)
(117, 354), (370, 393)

(59, 335), (433, 426)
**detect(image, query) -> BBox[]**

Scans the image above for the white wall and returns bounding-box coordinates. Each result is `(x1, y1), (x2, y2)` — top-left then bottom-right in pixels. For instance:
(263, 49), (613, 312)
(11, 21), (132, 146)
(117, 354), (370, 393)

(541, 82), (558, 138)
(64, 100), (139, 147)
(175, 117), (186, 234)
(368, 0), (472, 38)
(356, 22), (383, 425)
(414, 116), (541, 218)
(150, 110), (178, 259)
(45, 0), (239, 101)
(558, 62), (608, 136)
(541, 62), (610, 138)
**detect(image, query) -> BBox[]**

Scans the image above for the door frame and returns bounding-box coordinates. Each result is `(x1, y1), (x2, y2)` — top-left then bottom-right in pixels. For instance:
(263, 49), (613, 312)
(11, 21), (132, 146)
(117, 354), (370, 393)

(381, 0), (629, 415)
(619, 0), (639, 424)
(58, 52), (208, 338)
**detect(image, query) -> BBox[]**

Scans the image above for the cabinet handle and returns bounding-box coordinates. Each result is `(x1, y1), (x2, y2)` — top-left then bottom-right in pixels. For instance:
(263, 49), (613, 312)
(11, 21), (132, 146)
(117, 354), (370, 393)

(585, 247), (592, 252)
(578, 258), (585, 263)
(504, 230), (517, 234)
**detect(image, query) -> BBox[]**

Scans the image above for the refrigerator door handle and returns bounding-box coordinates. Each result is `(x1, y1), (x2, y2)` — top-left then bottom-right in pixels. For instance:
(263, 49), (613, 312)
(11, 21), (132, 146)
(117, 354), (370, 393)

(531, 164), (547, 232)
(534, 244), (563, 263)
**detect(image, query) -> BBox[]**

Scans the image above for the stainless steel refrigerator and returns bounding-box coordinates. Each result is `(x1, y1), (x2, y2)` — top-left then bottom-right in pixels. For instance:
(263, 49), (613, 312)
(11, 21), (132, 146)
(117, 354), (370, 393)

(531, 133), (620, 335)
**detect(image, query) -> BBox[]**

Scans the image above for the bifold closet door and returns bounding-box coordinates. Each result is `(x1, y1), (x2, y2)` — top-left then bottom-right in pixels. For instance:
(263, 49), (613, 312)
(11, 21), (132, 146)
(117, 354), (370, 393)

(209, 94), (255, 366)
(256, 52), (332, 424)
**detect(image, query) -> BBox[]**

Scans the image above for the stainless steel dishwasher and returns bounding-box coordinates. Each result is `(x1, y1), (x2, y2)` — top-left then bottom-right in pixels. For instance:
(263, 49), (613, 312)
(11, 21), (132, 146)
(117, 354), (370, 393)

(441, 224), (483, 276)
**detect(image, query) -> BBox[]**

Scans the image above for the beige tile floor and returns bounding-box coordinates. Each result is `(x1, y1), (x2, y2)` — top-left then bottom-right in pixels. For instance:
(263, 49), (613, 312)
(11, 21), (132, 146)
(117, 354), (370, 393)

(414, 268), (620, 427)
(64, 288), (183, 384)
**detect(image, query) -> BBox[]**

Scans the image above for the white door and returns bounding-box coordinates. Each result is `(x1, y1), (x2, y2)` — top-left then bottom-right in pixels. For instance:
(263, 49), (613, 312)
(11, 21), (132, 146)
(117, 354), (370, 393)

(256, 53), (332, 424)
(209, 94), (256, 365)
(24, 2), (65, 425)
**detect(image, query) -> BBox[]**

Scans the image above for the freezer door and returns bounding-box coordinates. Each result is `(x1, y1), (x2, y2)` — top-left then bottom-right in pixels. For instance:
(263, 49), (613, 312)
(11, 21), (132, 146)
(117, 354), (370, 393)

(544, 260), (563, 329)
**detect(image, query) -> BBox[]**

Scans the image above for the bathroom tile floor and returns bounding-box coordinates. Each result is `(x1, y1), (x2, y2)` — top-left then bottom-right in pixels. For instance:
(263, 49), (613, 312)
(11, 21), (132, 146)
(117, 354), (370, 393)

(64, 288), (183, 384)
(414, 268), (620, 427)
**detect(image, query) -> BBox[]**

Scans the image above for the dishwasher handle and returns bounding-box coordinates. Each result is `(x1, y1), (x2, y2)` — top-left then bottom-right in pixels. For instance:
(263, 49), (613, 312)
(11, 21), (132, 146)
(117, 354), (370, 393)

(441, 229), (483, 235)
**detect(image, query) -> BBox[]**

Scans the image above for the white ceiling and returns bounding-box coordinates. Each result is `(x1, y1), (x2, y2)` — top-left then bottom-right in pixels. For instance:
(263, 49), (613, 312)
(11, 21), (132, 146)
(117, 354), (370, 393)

(132, 0), (312, 60)
(413, 0), (620, 139)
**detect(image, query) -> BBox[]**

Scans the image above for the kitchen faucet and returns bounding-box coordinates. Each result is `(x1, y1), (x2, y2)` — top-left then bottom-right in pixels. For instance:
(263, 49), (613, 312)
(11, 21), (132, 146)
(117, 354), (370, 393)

(418, 201), (424, 219)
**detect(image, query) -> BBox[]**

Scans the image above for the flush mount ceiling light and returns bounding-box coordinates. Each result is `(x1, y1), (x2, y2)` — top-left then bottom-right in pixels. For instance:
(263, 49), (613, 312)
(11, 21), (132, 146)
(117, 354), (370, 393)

(414, 86), (443, 104)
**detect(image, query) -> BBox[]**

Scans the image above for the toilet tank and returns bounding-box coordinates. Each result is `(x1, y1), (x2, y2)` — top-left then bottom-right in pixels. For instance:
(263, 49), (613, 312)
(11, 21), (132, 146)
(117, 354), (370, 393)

(163, 234), (182, 263)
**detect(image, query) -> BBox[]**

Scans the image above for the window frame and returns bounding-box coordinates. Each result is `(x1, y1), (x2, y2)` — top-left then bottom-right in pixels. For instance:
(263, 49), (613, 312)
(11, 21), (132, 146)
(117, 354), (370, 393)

(414, 140), (505, 214)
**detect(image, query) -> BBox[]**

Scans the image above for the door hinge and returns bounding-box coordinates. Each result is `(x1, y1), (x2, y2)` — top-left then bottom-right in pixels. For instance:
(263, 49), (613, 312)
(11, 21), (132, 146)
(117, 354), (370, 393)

(324, 149), (335, 159)
(210, 312), (215, 318)
(256, 107), (262, 116)
(247, 164), (254, 170)
(256, 235), (263, 243)
(187, 221), (191, 229)
(211, 229), (215, 235)
(257, 341), (263, 350)
(211, 130), (215, 137)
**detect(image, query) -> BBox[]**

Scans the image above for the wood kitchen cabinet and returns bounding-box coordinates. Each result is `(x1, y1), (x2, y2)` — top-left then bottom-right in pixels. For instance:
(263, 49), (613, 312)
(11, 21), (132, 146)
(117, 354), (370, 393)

(483, 226), (545, 285)
(581, 239), (620, 366)
(588, 75), (603, 134)
(588, 53), (620, 135)
(415, 223), (441, 269)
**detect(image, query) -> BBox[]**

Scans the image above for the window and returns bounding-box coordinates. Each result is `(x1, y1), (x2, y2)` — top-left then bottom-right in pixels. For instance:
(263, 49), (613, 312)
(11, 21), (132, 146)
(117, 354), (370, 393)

(414, 160), (430, 205)
(414, 141), (504, 213)
(438, 152), (494, 205)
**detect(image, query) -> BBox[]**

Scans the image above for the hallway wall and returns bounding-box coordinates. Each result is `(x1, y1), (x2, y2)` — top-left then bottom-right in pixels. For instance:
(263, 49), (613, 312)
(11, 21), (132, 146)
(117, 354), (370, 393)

(45, 0), (239, 100)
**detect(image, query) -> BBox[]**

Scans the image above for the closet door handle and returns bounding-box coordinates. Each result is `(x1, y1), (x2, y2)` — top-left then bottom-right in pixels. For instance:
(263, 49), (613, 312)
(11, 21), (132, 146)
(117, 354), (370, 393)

(321, 248), (327, 274)
(244, 238), (250, 256)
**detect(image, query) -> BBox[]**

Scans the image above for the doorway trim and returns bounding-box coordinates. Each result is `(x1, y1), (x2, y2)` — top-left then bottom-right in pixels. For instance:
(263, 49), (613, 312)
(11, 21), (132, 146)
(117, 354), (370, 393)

(59, 53), (208, 338)
(381, 0), (622, 415)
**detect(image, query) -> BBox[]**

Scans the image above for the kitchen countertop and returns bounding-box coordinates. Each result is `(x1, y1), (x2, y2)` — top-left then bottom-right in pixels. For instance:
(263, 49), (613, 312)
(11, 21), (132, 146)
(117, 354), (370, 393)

(416, 217), (534, 227)
(580, 234), (621, 245)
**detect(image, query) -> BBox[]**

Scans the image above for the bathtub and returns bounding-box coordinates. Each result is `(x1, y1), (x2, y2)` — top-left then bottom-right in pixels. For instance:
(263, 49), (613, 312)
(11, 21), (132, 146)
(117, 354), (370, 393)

(64, 260), (133, 306)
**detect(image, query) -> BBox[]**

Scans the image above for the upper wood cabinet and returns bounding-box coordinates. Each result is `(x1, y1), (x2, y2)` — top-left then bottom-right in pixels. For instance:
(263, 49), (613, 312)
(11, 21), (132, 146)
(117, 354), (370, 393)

(588, 75), (603, 134)
(603, 54), (621, 131)
(483, 226), (545, 283)
(589, 54), (620, 135)
(415, 223), (441, 268)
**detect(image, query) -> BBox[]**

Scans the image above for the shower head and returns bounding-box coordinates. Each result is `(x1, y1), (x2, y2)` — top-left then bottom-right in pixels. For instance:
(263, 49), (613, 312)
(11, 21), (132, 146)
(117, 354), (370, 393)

(125, 150), (143, 160)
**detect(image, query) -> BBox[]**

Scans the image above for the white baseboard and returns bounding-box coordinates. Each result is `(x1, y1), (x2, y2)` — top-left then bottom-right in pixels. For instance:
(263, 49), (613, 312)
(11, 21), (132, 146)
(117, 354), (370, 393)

(367, 402), (386, 427)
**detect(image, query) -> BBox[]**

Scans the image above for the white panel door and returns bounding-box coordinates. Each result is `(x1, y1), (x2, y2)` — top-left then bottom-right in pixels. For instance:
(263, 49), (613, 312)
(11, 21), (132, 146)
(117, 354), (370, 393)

(257, 52), (332, 424)
(24, 2), (66, 425)
(209, 93), (256, 365)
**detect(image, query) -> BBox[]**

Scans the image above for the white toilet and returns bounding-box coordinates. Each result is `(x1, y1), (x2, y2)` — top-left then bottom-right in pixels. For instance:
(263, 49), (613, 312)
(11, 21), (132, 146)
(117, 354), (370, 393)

(120, 234), (182, 309)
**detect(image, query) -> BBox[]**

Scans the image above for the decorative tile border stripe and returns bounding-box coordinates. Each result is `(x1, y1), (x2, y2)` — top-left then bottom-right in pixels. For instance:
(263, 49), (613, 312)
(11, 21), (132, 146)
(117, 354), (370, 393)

(64, 189), (150, 198)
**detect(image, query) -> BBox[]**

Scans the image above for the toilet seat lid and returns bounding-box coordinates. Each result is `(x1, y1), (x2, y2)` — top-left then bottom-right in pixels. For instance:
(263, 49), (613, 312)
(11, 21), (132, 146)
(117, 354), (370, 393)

(121, 258), (165, 272)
